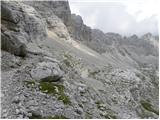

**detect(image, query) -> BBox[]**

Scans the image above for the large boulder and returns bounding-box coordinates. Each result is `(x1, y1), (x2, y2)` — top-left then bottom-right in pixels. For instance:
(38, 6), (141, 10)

(31, 62), (64, 82)
(1, 1), (47, 56)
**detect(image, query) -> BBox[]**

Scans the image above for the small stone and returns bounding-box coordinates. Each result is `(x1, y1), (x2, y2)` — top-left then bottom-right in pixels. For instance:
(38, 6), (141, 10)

(38, 91), (46, 96)
(1, 93), (4, 97)
(2, 113), (8, 118)
(19, 95), (25, 101)
(24, 93), (31, 97)
(99, 111), (106, 116)
(12, 96), (20, 104)
(45, 94), (50, 99)
(55, 103), (64, 109)
(81, 97), (87, 103)
(42, 101), (47, 105)
(75, 107), (83, 114)
(78, 86), (86, 93)
(98, 104), (106, 111)
(27, 112), (32, 117)
(17, 114), (24, 119)
(2, 109), (7, 113)
(18, 102), (23, 108)
(36, 87), (39, 91)
(29, 106), (39, 111)
(44, 56), (60, 63)
(16, 109), (20, 114)
(24, 116), (29, 119)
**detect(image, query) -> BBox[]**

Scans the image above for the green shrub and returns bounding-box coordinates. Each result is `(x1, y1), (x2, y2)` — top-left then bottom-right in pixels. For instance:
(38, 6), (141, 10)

(58, 95), (71, 105)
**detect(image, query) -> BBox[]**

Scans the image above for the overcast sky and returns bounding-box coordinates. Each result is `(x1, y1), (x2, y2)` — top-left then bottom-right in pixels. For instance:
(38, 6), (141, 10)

(69, 0), (159, 36)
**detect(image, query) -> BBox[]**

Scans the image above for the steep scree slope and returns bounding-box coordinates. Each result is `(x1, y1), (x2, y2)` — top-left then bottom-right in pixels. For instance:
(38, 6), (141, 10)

(1, 1), (159, 119)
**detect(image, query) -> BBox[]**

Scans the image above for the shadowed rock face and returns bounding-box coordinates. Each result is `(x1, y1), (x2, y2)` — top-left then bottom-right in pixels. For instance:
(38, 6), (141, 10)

(1, 1), (159, 119)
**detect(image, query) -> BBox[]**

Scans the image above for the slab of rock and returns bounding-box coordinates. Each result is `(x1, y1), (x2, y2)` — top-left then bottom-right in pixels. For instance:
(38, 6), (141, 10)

(31, 62), (64, 82)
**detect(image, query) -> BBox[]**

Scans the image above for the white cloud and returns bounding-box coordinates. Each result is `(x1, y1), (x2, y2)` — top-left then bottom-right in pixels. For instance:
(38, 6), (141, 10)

(69, 0), (159, 36)
(124, 0), (159, 21)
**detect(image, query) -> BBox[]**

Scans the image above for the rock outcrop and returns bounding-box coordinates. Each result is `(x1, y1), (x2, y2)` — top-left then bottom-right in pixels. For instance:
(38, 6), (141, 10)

(25, 1), (92, 42)
(1, 1), (47, 56)
(68, 14), (92, 42)
(24, 1), (71, 40)
(24, 1), (72, 26)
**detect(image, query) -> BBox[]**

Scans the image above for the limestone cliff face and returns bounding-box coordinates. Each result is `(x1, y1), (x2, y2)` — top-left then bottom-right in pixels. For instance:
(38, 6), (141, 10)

(1, 1), (47, 56)
(25, 1), (92, 42)
(24, 1), (72, 27)
(68, 14), (92, 42)
(24, 1), (71, 40)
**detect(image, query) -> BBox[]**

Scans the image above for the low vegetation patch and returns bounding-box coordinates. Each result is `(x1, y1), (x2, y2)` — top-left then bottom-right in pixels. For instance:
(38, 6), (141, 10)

(140, 100), (159, 115)
(96, 101), (117, 119)
(104, 114), (117, 119)
(63, 59), (73, 67)
(95, 101), (103, 109)
(63, 53), (74, 67)
(85, 111), (93, 119)
(39, 82), (71, 105)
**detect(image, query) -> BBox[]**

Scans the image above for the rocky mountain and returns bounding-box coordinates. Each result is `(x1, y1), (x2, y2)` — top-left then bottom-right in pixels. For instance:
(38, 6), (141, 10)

(1, 1), (159, 119)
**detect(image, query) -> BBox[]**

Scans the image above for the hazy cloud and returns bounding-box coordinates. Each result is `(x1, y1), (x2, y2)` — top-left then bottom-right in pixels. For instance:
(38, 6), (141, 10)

(69, 0), (159, 36)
